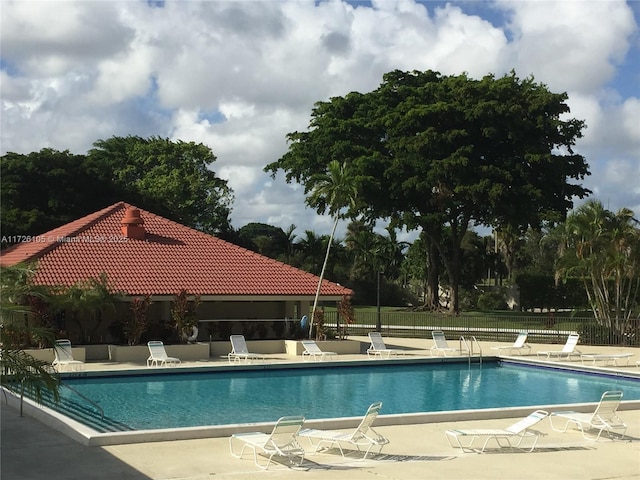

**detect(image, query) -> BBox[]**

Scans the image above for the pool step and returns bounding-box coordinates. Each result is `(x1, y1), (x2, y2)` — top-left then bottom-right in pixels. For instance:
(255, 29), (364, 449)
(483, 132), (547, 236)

(37, 389), (135, 433)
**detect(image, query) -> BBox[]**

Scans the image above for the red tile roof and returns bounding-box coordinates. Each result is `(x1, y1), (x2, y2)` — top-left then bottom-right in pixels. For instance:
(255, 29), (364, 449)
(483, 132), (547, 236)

(1, 202), (352, 298)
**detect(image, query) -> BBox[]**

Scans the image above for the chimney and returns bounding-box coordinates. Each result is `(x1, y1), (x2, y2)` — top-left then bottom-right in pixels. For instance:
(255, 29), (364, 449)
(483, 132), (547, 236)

(121, 207), (145, 240)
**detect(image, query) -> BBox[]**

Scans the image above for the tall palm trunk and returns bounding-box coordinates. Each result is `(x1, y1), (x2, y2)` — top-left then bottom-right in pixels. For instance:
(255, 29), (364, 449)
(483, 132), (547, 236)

(309, 216), (339, 337)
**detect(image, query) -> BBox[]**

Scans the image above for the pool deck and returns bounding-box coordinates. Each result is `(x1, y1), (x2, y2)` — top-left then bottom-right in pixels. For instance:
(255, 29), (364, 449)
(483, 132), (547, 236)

(2, 337), (640, 479)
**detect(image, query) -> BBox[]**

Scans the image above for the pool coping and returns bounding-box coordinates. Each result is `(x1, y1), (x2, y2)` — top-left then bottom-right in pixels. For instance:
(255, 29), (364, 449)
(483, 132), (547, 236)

(5, 355), (640, 447)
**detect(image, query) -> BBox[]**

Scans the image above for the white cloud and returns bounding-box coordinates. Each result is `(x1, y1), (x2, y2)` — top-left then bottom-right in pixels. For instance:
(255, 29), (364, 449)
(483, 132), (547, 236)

(0, 1), (132, 76)
(498, 0), (636, 93)
(430, 4), (507, 77)
(1, 0), (638, 237)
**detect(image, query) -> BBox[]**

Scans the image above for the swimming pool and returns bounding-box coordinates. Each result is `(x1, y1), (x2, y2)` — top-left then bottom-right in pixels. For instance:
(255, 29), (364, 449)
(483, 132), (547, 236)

(56, 360), (640, 432)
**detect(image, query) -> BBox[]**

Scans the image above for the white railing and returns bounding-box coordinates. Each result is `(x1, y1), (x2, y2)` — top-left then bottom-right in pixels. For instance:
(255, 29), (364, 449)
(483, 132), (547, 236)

(460, 335), (482, 365)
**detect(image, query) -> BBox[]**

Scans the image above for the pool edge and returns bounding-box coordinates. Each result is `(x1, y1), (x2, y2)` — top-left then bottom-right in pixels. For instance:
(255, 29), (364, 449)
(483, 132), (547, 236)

(5, 356), (640, 446)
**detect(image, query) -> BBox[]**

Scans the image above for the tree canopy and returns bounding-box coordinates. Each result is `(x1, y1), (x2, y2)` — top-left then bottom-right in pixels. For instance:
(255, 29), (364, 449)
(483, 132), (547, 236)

(88, 136), (233, 234)
(266, 69), (591, 313)
(1, 136), (233, 245)
(1, 149), (116, 238)
(236, 222), (289, 258)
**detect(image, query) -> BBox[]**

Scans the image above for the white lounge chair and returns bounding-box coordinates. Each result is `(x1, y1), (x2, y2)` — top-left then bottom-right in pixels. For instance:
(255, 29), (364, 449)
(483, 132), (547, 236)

(229, 415), (306, 469)
(549, 390), (627, 440)
(367, 332), (405, 359)
(580, 353), (634, 366)
(445, 410), (549, 453)
(228, 335), (265, 363)
(146, 341), (181, 367)
(430, 330), (463, 356)
(536, 333), (581, 360)
(491, 331), (531, 356)
(298, 401), (389, 460)
(52, 339), (84, 372)
(301, 340), (337, 362)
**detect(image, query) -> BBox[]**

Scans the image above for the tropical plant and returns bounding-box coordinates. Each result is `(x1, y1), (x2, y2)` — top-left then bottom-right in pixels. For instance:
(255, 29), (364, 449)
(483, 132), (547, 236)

(122, 295), (152, 345)
(402, 232), (441, 309)
(336, 295), (356, 339)
(281, 224), (298, 265)
(311, 308), (326, 340)
(495, 225), (525, 283)
(554, 200), (640, 337)
(171, 290), (201, 343)
(53, 273), (121, 344)
(0, 264), (60, 411)
(296, 230), (326, 275)
(344, 220), (377, 280)
(305, 160), (359, 337)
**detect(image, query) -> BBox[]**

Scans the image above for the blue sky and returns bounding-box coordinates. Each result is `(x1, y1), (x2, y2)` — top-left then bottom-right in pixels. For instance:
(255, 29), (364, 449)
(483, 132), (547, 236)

(1, 0), (638, 240)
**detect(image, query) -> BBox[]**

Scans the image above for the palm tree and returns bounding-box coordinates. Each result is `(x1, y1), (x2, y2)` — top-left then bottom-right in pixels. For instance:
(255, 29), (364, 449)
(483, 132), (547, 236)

(554, 200), (640, 337)
(54, 273), (121, 344)
(297, 230), (327, 275)
(305, 160), (358, 338)
(282, 224), (298, 265)
(373, 228), (410, 281)
(1, 264), (61, 411)
(345, 220), (378, 280)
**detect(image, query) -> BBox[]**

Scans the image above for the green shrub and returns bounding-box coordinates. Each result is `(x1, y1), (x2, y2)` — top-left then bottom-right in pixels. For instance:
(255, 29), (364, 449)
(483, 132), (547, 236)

(477, 291), (507, 311)
(578, 323), (624, 346)
(459, 288), (480, 310)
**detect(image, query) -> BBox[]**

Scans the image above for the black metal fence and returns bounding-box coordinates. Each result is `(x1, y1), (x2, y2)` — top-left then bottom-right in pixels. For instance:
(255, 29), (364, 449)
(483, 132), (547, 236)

(324, 311), (640, 347)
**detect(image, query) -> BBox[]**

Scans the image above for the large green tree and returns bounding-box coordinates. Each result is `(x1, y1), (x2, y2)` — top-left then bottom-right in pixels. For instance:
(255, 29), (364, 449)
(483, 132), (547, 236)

(1, 149), (117, 240)
(1, 137), (233, 245)
(88, 136), (233, 234)
(237, 222), (289, 259)
(266, 69), (590, 313)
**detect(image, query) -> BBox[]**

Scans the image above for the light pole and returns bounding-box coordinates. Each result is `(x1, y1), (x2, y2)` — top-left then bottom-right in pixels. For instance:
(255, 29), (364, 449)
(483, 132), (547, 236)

(376, 270), (381, 332)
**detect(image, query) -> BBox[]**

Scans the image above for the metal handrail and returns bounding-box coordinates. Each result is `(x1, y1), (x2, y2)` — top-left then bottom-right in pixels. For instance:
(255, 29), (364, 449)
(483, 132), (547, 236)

(470, 336), (482, 365)
(460, 336), (470, 357)
(61, 382), (104, 420)
(460, 335), (483, 365)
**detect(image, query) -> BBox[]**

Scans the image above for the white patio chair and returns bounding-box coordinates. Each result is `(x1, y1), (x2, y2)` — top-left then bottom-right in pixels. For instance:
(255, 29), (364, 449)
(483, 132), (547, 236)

(229, 415), (306, 469)
(367, 332), (405, 359)
(301, 340), (337, 361)
(430, 330), (459, 356)
(549, 390), (627, 440)
(536, 333), (581, 360)
(491, 331), (531, 356)
(146, 341), (181, 367)
(298, 402), (389, 460)
(445, 410), (549, 453)
(228, 335), (265, 363)
(52, 339), (85, 372)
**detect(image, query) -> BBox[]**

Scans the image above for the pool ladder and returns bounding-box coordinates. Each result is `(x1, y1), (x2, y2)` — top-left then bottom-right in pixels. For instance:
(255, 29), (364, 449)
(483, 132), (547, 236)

(459, 336), (482, 365)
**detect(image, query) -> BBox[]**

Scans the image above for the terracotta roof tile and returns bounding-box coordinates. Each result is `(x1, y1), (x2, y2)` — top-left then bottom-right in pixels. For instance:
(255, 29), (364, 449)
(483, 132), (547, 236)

(1, 202), (352, 298)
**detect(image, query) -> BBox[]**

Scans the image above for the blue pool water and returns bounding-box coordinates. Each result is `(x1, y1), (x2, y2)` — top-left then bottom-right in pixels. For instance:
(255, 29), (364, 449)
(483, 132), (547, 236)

(60, 362), (640, 431)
